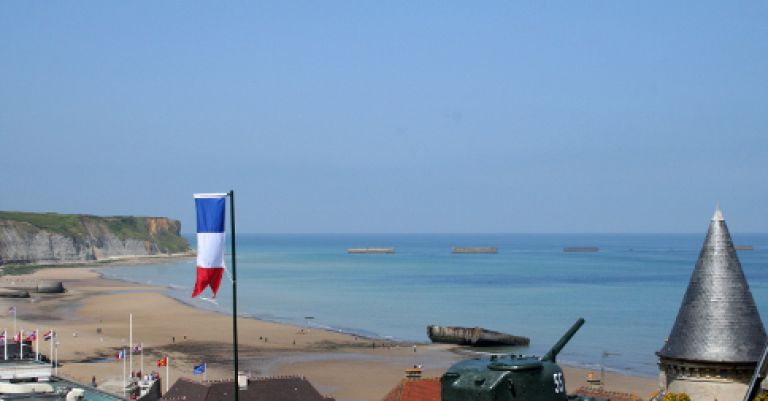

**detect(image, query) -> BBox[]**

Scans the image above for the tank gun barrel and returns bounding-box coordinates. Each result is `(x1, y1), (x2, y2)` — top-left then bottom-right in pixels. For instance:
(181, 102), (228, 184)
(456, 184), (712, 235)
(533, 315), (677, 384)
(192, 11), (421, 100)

(541, 317), (585, 362)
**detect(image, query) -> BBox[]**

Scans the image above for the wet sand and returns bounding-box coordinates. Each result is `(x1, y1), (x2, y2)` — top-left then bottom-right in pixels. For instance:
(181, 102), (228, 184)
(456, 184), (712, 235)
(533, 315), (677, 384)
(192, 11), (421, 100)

(0, 266), (658, 401)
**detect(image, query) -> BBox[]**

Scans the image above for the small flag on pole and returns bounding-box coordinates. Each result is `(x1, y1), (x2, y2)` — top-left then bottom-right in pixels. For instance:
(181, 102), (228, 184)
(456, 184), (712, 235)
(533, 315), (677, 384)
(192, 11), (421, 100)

(0, 331), (5, 341)
(43, 331), (54, 341)
(157, 356), (168, 367)
(193, 362), (206, 375)
(13, 332), (21, 342)
(133, 343), (142, 353)
(192, 193), (227, 298)
(25, 331), (37, 341)
(116, 350), (125, 360)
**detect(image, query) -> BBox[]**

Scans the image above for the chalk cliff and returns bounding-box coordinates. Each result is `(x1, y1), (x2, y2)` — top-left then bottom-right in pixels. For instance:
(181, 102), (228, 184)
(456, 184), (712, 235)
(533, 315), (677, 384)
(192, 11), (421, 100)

(0, 212), (191, 266)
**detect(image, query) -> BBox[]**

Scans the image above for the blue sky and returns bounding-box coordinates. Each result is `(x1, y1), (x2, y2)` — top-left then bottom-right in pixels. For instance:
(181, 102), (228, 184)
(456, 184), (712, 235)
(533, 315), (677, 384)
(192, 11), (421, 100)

(1, 2), (766, 233)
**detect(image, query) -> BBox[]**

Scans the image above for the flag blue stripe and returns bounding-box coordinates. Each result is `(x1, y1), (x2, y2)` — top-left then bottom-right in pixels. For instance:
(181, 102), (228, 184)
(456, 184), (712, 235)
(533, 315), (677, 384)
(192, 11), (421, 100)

(196, 198), (226, 233)
(193, 363), (206, 374)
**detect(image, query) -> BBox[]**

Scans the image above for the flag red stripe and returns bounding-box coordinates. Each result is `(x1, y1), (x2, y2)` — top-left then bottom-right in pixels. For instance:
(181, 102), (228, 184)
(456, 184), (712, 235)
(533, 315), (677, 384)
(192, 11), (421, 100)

(192, 267), (225, 298)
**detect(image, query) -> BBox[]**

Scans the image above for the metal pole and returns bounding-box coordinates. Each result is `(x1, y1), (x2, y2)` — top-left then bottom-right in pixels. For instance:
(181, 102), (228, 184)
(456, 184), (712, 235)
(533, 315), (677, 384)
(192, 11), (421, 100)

(166, 355), (170, 393)
(35, 328), (39, 361)
(54, 342), (58, 375)
(744, 339), (768, 401)
(123, 349), (127, 398)
(3, 328), (6, 361)
(130, 314), (133, 377)
(229, 190), (239, 401)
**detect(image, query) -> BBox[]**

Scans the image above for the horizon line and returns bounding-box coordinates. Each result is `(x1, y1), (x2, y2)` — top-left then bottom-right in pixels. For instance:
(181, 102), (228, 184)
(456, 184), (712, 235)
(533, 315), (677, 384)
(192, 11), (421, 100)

(180, 231), (768, 235)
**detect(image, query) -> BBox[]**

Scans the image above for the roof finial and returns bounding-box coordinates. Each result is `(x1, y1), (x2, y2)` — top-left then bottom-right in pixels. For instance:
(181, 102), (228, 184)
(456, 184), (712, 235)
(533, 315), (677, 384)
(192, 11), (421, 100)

(712, 202), (724, 222)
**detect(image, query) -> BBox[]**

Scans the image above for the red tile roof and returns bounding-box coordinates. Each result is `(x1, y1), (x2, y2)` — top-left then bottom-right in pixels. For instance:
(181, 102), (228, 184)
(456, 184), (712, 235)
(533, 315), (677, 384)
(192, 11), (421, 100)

(571, 386), (644, 401)
(381, 378), (440, 401)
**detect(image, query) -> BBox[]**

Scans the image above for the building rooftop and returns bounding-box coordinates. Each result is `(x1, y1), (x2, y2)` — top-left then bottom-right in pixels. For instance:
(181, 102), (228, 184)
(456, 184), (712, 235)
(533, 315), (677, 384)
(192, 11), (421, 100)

(381, 378), (440, 401)
(0, 360), (127, 401)
(54, 377), (128, 401)
(658, 206), (767, 363)
(160, 376), (334, 401)
(571, 387), (644, 401)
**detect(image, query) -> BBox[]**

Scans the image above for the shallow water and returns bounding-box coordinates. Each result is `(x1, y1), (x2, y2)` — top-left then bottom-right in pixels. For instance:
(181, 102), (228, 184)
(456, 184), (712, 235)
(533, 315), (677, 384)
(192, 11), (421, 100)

(103, 233), (768, 377)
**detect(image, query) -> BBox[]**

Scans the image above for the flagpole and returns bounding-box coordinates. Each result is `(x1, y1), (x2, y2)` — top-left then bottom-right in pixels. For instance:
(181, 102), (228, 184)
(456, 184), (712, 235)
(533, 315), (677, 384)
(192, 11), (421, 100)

(229, 190), (239, 401)
(141, 344), (144, 376)
(50, 329), (53, 367)
(123, 349), (127, 398)
(35, 328), (39, 361)
(12, 308), (16, 343)
(3, 329), (6, 361)
(54, 341), (58, 375)
(166, 355), (170, 393)
(130, 313), (133, 378)
(19, 329), (23, 360)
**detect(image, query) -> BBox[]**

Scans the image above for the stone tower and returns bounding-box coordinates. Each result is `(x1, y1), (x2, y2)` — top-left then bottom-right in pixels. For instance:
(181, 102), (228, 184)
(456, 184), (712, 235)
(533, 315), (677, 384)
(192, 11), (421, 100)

(657, 206), (766, 401)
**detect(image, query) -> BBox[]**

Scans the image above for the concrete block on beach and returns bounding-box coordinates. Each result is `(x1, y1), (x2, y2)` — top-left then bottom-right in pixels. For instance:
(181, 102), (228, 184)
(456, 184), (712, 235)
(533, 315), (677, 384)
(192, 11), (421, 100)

(427, 325), (529, 346)
(0, 278), (64, 293)
(0, 288), (30, 298)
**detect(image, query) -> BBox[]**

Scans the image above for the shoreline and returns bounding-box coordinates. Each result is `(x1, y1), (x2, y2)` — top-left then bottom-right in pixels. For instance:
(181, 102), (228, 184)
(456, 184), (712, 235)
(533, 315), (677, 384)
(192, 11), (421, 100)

(99, 261), (435, 346)
(100, 263), (660, 380)
(0, 265), (659, 401)
(0, 252), (196, 273)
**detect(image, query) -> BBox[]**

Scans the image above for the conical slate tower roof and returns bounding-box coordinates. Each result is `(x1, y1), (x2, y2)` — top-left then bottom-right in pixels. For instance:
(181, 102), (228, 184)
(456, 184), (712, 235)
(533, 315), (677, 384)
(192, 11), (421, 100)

(658, 206), (766, 363)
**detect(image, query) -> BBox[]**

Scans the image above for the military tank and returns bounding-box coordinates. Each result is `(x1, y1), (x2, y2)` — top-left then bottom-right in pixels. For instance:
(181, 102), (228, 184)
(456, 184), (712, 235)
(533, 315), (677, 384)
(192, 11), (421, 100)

(441, 318), (605, 401)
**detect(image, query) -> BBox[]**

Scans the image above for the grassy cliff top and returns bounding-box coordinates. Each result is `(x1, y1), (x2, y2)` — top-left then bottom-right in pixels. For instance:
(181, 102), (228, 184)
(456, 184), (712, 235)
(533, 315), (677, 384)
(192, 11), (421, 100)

(0, 211), (89, 237)
(0, 211), (189, 253)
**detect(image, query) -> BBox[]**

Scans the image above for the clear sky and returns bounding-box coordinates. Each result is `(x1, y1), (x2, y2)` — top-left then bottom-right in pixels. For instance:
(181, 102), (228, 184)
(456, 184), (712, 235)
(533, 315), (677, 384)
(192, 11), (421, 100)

(1, 1), (766, 233)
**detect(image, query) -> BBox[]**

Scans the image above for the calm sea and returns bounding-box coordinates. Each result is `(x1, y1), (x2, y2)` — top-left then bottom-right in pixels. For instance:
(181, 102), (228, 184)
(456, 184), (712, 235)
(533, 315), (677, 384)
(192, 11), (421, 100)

(103, 233), (768, 377)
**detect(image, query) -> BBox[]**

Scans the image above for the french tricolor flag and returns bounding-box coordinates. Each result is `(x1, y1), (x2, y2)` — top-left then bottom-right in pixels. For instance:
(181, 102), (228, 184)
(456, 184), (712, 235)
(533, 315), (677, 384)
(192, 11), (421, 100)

(193, 193), (227, 298)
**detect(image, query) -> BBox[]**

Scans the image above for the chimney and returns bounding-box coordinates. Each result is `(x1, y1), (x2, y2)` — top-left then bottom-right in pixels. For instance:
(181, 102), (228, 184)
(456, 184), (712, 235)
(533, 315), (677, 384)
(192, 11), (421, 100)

(237, 372), (248, 390)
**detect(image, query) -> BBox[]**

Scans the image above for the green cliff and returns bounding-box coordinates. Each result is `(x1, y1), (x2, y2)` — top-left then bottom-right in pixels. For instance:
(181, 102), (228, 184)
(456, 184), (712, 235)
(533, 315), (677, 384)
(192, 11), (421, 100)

(0, 211), (191, 266)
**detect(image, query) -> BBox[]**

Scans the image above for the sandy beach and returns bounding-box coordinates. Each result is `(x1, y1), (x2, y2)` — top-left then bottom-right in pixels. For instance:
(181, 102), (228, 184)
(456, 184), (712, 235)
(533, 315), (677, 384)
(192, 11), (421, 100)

(0, 264), (658, 401)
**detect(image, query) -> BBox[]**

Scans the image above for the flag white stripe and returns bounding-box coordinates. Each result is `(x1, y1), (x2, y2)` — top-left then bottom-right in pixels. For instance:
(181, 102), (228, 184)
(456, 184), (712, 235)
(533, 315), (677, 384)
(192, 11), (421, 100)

(197, 233), (226, 268)
(193, 193), (228, 199)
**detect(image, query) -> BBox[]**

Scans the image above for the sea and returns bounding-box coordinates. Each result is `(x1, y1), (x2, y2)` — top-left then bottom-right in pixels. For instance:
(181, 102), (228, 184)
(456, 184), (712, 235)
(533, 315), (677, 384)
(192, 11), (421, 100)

(102, 233), (768, 378)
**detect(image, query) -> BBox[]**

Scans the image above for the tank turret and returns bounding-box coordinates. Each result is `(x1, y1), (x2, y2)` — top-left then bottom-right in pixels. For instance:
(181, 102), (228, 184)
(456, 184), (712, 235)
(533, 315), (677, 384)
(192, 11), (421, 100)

(441, 318), (601, 401)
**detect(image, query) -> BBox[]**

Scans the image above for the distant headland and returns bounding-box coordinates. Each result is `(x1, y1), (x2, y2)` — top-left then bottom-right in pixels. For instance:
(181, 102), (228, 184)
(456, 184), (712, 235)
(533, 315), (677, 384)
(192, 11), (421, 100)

(0, 211), (192, 267)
